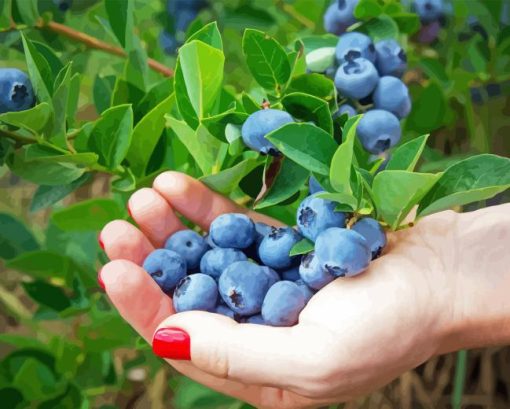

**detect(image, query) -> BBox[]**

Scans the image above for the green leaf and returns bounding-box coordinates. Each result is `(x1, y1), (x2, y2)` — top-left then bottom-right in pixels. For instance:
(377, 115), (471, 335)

(0, 103), (51, 134)
(6, 251), (77, 282)
(242, 29), (291, 92)
(201, 157), (262, 194)
(265, 123), (337, 175)
(124, 36), (148, 92)
(104, 0), (134, 50)
(24, 145), (98, 166)
(14, 0), (38, 25)
(391, 13), (420, 34)
(21, 33), (53, 105)
(316, 192), (358, 211)
(357, 15), (399, 41)
(289, 238), (314, 256)
(33, 42), (64, 80)
(175, 40), (225, 127)
(354, 0), (383, 19)
(0, 213), (39, 260)
(386, 134), (429, 171)
(287, 74), (337, 112)
(52, 199), (125, 231)
(406, 83), (448, 133)
(127, 95), (174, 176)
(187, 22), (223, 50)
(373, 171), (439, 229)
(22, 281), (72, 312)
(418, 155), (510, 217)
(300, 34), (339, 53)
(51, 63), (73, 147)
(167, 117), (227, 175)
(88, 104), (133, 169)
(419, 58), (450, 87)
(0, 0), (12, 29)
(255, 158), (309, 209)
(281, 92), (333, 135)
(111, 167), (136, 192)
(30, 174), (91, 213)
(241, 92), (261, 114)
(329, 116), (361, 194)
(93, 75), (116, 114)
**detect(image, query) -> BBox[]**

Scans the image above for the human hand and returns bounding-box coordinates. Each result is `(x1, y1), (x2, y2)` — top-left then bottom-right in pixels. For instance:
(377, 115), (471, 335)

(99, 171), (510, 409)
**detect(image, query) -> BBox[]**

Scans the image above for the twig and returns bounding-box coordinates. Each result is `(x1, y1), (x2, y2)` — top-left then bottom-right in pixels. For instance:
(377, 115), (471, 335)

(0, 128), (37, 144)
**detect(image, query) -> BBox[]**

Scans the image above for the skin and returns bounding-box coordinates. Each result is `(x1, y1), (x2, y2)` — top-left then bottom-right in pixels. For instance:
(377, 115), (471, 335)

(100, 171), (510, 409)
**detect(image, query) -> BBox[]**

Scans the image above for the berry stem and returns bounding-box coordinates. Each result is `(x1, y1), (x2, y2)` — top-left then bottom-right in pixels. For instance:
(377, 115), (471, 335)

(0, 128), (37, 145)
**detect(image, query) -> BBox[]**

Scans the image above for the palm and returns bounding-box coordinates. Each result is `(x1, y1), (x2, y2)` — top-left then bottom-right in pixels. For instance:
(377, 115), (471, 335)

(100, 171), (454, 409)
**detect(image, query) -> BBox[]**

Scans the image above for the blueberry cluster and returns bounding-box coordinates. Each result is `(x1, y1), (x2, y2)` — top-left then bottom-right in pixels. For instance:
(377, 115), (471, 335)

(160, 0), (207, 54)
(143, 195), (387, 327)
(0, 69), (35, 114)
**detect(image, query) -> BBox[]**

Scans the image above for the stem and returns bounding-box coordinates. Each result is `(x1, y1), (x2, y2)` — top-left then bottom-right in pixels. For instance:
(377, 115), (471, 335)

(0, 128), (37, 144)
(34, 21), (174, 77)
(452, 350), (468, 409)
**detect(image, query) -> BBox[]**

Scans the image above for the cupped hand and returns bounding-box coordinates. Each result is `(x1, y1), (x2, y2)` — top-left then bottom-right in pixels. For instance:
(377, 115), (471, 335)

(99, 171), (461, 409)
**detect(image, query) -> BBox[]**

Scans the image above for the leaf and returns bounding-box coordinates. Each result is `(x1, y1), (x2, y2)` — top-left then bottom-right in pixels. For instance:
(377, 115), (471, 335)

(316, 192), (358, 211)
(93, 75), (116, 114)
(51, 199), (125, 231)
(300, 34), (339, 53)
(33, 42), (64, 80)
(287, 74), (337, 111)
(0, 213), (39, 260)
(21, 33), (53, 105)
(175, 40), (225, 128)
(22, 281), (72, 312)
(266, 123), (337, 175)
(241, 92), (261, 114)
(66, 74), (80, 128)
(111, 167), (136, 192)
(124, 36), (148, 92)
(386, 134), (429, 171)
(104, 0), (134, 50)
(330, 116), (361, 194)
(354, 0), (383, 19)
(30, 174), (91, 213)
(201, 157), (262, 194)
(24, 145), (98, 166)
(51, 63), (73, 146)
(14, 0), (38, 25)
(0, 0), (12, 29)
(255, 158), (309, 209)
(373, 171), (439, 229)
(281, 92), (333, 135)
(0, 103), (51, 134)
(187, 22), (223, 50)
(418, 155), (510, 217)
(127, 95), (174, 176)
(88, 104), (133, 169)
(6, 251), (77, 282)
(406, 83), (448, 133)
(166, 117), (227, 175)
(289, 238), (314, 257)
(391, 13), (420, 35)
(357, 14), (399, 41)
(242, 29), (291, 92)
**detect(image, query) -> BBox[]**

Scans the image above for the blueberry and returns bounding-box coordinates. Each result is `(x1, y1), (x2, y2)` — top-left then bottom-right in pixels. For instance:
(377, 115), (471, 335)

(295, 279), (315, 303)
(296, 193), (346, 242)
(298, 252), (335, 290)
(373, 76), (412, 119)
(315, 228), (372, 277)
(261, 266), (280, 286)
(173, 273), (218, 313)
(175, 8), (198, 33)
(333, 103), (357, 119)
(261, 281), (306, 327)
(374, 39), (407, 78)
(219, 261), (274, 315)
(209, 213), (255, 249)
(258, 227), (302, 270)
(280, 266), (300, 281)
(323, 0), (359, 35)
(0, 69), (35, 114)
(356, 110), (401, 154)
(412, 0), (444, 23)
(215, 304), (237, 320)
(165, 229), (209, 270)
(416, 20), (441, 44)
(245, 222), (273, 260)
(352, 217), (387, 259)
(241, 109), (294, 155)
(143, 249), (187, 293)
(305, 47), (336, 73)
(159, 31), (178, 55)
(334, 58), (379, 100)
(204, 233), (218, 249)
(309, 176), (324, 194)
(200, 247), (247, 280)
(53, 0), (73, 11)
(167, 0), (206, 14)
(245, 314), (265, 325)
(335, 32), (376, 64)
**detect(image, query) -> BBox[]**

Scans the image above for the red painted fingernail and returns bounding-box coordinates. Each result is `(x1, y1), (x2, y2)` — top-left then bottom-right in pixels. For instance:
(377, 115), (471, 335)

(98, 268), (105, 290)
(153, 328), (191, 360)
(98, 233), (105, 250)
(127, 201), (133, 218)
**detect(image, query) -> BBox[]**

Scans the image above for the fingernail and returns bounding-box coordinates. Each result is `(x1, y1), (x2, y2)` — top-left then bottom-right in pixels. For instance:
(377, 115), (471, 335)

(98, 233), (105, 250)
(98, 268), (105, 290)
(153, 328), (191, 360)
(127, 201), (133, 218)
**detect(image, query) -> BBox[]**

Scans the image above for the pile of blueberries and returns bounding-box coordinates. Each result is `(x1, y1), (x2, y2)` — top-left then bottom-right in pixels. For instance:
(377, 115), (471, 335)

(160, 0), (207, 55)
(0, 69), (35, 114)
(143, 194), (387, 327)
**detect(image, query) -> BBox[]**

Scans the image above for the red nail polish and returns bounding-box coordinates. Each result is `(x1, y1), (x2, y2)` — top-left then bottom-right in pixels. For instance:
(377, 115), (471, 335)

(153, 328), (191, 360)
(98, 233), (105, 250)
(98, 268), (105, 290)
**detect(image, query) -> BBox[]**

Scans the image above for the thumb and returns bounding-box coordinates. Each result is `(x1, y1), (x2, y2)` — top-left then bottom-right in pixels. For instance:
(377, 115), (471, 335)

(151, 311), (333, 390)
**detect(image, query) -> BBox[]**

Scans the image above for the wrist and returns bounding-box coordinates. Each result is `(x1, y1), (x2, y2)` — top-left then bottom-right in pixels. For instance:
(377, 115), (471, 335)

(437, 204), (510, 354)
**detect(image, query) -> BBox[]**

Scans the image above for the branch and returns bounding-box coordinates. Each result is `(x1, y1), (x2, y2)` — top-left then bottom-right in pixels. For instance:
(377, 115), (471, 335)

(35, 21), (174, 77)
(0, 128), (37, 144)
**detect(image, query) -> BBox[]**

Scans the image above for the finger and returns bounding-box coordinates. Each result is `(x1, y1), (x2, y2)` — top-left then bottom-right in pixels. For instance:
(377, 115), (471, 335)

(153, 171), (282, 230)
(152, 311), (334, 392)
(128, 188), (185, 247)
(100, 220), (154, 265)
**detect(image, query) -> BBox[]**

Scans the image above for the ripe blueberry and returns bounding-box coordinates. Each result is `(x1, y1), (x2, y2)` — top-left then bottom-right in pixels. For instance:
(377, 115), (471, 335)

(261, 281), (306, 327)
(165, 229), (209, 271)
(200, 247), (247, 280)
(373, 76), (412, 119)
(245, 314), (265, 325)
(412, 0), (444, 23)
(309, 176), (324, 194)
(357, 110), (401, 154)
(335, 32), (376, 64)
(280, 266), (300, 281)
(298, 252), (335, 290)
(173, 273), (218, 313)
(142, 249), (187, 293)
(215, 304), (238, 320)
(351, 217), (387, 259)
(295, 279), (315, 303)
(333, 103), (357, 119)
(209, 213), (255, 249)
(334, 58), (379, 100)
(258, 227), (302, 270)
(0, 69), (35, 114)
(374, 39), (407, 78)
(323, 0), (359, 35)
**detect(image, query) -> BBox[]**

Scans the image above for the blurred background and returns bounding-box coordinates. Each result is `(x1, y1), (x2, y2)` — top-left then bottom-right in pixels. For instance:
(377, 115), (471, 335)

(0, 0), (509, 408)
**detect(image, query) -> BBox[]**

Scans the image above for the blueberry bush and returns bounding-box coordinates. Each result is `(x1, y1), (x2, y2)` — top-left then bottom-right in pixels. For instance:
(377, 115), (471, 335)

(0, 0), (509, 408)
